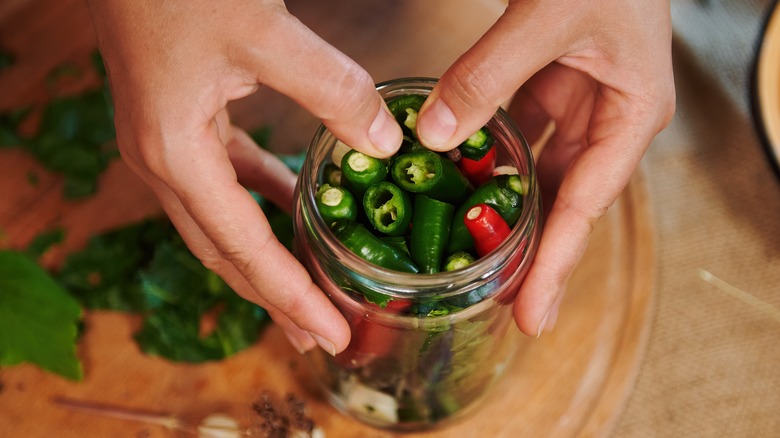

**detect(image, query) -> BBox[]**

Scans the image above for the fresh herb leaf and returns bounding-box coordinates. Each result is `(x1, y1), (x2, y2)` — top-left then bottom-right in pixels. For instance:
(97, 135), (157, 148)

(0, 53), (117, 198)
(0, 250), (82, 380)
(0, 107), (31, 148)
(57, 219), (173, 312)
(58, 217), (271, 363)
(25, 227), (66, 259)
(132, 238), (269, 362)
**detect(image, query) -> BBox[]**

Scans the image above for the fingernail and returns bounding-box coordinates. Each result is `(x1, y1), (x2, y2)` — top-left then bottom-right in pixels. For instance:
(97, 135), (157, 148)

(369, 106), (402, 155)
(309, 332), (337, 356)
(536, 303), (560, 338)
(418, 98), (457, 148)
(284, 330), (316, 354)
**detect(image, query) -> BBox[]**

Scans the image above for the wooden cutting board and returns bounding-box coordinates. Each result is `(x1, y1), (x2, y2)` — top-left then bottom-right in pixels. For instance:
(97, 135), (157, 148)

(0, 165), (656, 438)
(0, 0), (656, 436)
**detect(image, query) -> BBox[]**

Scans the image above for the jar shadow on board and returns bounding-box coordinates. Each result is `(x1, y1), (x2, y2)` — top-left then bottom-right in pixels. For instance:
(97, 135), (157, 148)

(292, 77), (541, 431)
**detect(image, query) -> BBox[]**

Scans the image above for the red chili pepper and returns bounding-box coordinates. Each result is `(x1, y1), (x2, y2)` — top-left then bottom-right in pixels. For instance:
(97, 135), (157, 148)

(335, 298), (412, 368)
(458, 145), (496, 187)
(463, 203), (511, 257)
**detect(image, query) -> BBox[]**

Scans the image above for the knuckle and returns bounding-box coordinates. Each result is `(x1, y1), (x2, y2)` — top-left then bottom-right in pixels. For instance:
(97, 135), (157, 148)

(217, 234), (309, 319)
(446, 58), (502, 110)
(317, 65), (376, 123)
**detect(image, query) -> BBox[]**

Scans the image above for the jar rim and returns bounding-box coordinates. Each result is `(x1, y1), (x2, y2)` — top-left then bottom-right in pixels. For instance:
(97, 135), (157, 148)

(297, 77), (539, 299)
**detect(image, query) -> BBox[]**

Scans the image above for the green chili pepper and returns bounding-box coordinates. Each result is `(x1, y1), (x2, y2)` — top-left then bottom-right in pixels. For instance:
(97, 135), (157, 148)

(322, 162), (342, 187)
(390, 150), (471, 203)
(443, 251), (476, 272)
(458, 127), (495, 160)
(381, 235), (410, 256)
(315, 184), (357, 225)
(387, 94), (426, 123)
(447, 174), (527, 253)
(410, 195), (455, 274)
(341, 149), (388, 199)
(363, 181), (413, 236)
(331, 221), (419, 273)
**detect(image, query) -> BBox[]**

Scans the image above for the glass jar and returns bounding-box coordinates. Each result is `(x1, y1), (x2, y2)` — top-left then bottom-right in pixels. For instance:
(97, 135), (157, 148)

(292, 77), (541, 431)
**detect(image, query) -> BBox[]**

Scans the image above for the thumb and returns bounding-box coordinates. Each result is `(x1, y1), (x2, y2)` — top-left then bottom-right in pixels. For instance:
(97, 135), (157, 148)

(415, 2), (574, 151)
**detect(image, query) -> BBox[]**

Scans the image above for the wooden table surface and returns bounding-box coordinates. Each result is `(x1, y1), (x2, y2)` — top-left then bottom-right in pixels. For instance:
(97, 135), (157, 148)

(0, 1), (658, 437)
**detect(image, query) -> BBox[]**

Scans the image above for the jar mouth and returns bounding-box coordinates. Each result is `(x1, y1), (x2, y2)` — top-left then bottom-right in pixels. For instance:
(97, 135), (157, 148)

(297, 77), (539, 299)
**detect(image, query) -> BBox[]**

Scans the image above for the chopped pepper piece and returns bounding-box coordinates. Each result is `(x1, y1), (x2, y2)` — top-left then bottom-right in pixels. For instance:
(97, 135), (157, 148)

(458, 145), (497, 187)
(443, 251), (476, 272)
(341, 149), (388, 199)
(336, 298), (413, 369)
(390, 150), (470, 203)
(316, 184), (357, 225)
(331, 221), (419, 273)
(463, 203), (511, 257)
(322, 162), (342, 187)
(387, 94), (426, 124)
(410, 195), (455, 274)
(458, 127), (495, 161)
(448, 174), (526, 253)
(363, 181), (413, 237)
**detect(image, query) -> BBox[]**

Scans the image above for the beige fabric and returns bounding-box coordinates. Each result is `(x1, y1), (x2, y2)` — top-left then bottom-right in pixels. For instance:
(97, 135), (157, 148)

(613, 1), (780, 436)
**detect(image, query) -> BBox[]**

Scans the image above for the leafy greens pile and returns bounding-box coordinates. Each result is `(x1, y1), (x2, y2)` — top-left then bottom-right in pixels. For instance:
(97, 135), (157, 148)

(0, 50), (297, 380)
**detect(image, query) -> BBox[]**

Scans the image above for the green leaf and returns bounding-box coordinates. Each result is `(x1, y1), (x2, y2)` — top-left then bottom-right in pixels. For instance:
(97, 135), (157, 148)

(132, 240), (268, 362)
(58, 217), (271, 363)
(25, 228), (66, 259)
(57, 219), (172, 312)
(0, 250), (82, 380)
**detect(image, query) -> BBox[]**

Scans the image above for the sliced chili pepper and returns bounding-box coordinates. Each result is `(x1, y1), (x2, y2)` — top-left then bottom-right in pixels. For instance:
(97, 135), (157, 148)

(381, 235), (410, 256)
(341, 149), (388, 199)
(387, 94), (426, 123)
(458, 145), (496, 187)
(443, 251), (476, 272)
(463, 203), (511, 257)
(398, 138), (427, 155)
(322, 162), (342, 187)
(335, 298), (413, 369)
(331, 221), (419, 273)
(390, 150), (471, 203)
(447, 174), (526, 253)
(363, 181), (413, 237)
(315, 184), (357, 225)
(410, 195), (454, 274)
(457, 127), (495, 160)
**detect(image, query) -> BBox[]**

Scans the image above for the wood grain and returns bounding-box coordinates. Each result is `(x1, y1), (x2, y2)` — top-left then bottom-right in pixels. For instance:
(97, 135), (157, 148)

(0, 0), (655, 436)
(756, 1), (780, 168)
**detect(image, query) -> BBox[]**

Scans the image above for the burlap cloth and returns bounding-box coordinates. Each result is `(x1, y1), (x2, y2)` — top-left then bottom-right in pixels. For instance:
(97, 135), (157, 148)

(612, 1), (780, 436)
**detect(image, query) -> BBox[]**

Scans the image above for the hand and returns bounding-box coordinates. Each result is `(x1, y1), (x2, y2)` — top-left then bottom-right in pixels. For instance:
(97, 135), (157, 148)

(416, 0), (676, 336)
(85, 0), (404, 354)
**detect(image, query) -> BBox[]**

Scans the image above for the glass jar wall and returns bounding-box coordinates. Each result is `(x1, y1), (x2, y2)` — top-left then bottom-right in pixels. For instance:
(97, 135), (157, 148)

(292, 77), (541, 431)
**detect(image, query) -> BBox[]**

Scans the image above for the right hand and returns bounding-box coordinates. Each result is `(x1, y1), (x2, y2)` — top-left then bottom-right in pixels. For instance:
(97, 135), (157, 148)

(85, 0), (404, 355)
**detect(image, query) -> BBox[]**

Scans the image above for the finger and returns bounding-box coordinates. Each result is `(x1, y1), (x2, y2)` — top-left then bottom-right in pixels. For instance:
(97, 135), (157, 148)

(416, 1), (583, 151)
(233, 6), (402, 158)
(126, 157), (320, 353)
(226, 127), (298, 215)
(513, 91), (660, 337)
(507, 64), (597, 201)
(134, 120), (351, 355)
